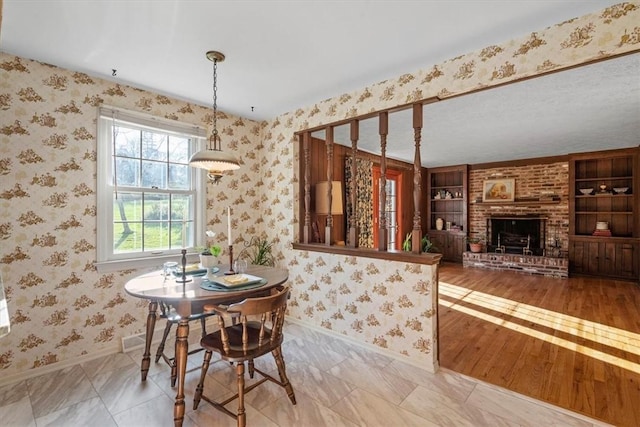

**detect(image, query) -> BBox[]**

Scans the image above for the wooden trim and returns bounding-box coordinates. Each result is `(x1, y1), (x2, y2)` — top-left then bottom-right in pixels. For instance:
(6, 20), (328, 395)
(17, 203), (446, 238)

(293, 96), (441, 136)
(349, 119), (359, 248)
(292, 242), (442, 265)
(567, 146), (639, 161)
(412, 103), (423, 254)
(378, 112), (388, 251)
(473, 199), (561, 206)
(470, 154), (569, 170)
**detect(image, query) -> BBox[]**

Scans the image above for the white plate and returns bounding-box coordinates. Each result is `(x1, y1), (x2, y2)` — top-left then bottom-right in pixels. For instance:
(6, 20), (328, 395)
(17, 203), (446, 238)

(209, 274), (264, 288)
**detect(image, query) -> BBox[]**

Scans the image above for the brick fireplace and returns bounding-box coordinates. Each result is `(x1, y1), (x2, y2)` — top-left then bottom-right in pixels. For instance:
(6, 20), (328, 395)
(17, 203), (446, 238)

(464, 161), (570, 277)
(487, 216), (546, 256)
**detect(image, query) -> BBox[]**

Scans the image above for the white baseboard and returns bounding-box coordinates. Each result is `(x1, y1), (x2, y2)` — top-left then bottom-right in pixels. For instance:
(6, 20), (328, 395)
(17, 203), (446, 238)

(0, 317), (217, 388)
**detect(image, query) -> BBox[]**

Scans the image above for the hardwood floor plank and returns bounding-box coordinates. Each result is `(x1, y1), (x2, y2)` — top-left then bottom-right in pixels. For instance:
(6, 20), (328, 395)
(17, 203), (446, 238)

(438, 263), (640, 427)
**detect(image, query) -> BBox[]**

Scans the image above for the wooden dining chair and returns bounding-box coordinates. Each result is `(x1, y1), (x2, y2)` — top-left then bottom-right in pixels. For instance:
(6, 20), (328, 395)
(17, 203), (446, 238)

(155, 302), (216, 387)
(193, 286), (296, 427)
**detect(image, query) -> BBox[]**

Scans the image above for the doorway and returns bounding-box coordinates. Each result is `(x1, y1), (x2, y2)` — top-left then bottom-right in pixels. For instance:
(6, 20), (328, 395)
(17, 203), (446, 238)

(372, 167), (402, 251)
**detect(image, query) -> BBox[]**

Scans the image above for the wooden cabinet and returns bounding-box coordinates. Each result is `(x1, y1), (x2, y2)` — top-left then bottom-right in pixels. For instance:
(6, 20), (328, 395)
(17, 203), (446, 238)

(427, 165), (468, 262)
(569, 238), (638, 280)
(569, 148), (639, 281)
(429, 231), (466, 263)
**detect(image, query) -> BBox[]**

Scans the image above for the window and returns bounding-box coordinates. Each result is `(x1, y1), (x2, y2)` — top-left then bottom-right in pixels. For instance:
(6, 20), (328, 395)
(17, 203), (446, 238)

(96, 107), (206, 270)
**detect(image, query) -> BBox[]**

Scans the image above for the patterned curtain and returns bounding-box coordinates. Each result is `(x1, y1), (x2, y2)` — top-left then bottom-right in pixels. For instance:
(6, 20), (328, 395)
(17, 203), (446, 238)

(345, 156), (374, 248)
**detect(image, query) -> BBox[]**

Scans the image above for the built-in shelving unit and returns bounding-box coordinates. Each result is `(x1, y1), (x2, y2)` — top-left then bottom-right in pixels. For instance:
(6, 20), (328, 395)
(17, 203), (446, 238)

(427, 165), (468, 263)
(568, 147), (639, 281)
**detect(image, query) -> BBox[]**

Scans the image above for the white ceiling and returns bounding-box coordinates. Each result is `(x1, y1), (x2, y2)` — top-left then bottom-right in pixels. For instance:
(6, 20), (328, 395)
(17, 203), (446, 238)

(1, 1), (638, 167)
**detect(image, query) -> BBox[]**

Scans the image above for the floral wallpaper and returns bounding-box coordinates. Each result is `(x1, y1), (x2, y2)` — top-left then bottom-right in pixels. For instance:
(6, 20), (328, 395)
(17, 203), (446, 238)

(266, 3), (639, 370)
(1, 2), (639, 381)
(0, 54), (265, 380)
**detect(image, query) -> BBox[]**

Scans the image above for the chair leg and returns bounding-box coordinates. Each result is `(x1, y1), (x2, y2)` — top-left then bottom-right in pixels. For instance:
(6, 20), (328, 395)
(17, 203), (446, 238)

(236, 362), (246, 427)
(273, 346), (296, 405)
(155, 320), (173, 363)
(248, 359), (255, 379)
(199, 316), (207, 338)
(194, 350), (212, 410)
(170, 358), (177, 387)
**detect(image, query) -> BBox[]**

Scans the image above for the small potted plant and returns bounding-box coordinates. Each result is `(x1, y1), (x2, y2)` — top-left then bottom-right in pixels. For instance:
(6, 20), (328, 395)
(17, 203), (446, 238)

(199, 230), (222, 268)
(401, 233), (438, 253)
(466, 236), (484, 253)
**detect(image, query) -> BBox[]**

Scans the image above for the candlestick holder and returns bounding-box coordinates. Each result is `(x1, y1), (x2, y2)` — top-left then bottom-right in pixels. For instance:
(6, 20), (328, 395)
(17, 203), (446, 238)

(224, 245), (235, 275)
(175, 249), (192, 284)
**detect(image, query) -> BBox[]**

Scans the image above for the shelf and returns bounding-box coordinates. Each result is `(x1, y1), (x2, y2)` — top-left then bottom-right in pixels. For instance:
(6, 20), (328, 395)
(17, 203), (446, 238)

(575, 175), (632, 182)
(473, 199), (561, 206)
(431, 185), (462, 189)
(430, 198), (464, 202)
(431, 211), (463, 215)
(571, 234), (637, 239)
(575, 211), (633, 214)
(575, 193), (632, 198)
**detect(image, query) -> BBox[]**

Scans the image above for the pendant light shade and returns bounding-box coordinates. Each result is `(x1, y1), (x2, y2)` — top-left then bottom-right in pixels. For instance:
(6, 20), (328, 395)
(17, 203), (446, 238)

(189, 50), (240, 184)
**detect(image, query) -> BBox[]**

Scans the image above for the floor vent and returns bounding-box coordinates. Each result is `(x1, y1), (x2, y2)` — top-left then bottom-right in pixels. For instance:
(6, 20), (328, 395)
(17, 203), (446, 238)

(121, 332), (147, 352)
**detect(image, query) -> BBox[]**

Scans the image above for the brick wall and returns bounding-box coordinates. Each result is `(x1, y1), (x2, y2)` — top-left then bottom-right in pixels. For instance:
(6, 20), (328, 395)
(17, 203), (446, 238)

(463, 252), (568, 278)
(468, 161), (569, 252)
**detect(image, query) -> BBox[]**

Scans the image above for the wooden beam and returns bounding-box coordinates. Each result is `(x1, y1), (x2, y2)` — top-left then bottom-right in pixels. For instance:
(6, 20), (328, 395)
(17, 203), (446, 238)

(349, 119), (359, 248)
(378, 112), (388, 251)
(303, 132), (311, 244)
(412, 103), (423, 254)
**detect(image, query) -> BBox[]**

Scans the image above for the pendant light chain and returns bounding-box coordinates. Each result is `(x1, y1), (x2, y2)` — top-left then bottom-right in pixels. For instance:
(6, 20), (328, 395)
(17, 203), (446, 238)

(188, 50), (239, 183)
(211, 56), (218, 150)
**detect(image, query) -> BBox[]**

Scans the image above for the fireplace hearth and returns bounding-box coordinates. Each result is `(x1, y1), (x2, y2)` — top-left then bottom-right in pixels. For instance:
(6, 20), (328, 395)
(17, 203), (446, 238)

(487, 216), (546, 256)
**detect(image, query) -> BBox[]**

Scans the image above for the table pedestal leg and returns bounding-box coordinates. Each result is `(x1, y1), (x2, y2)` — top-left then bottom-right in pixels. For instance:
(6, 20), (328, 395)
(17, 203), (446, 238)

(141, 301), (157, 381)
(173, 318), (189, 426)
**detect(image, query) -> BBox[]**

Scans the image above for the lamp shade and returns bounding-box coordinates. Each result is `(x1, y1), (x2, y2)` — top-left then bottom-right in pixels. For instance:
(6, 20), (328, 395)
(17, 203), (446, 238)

(188, 149), (240, 172)
(315, 181), (343, 215)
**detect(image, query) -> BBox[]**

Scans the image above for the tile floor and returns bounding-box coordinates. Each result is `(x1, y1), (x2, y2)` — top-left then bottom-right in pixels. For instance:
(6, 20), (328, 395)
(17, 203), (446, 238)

(0, 321), (610, 427)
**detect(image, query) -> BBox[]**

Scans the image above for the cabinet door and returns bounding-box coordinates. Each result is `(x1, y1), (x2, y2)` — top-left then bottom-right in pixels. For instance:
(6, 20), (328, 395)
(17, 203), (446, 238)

(615, 243), (638, 279)
(586, 242), (601, 276)
(449, 234), (465, 263)
(429, 233), (446, 258)
(570, 240), (586, 274)
(600, 243), (616, 276)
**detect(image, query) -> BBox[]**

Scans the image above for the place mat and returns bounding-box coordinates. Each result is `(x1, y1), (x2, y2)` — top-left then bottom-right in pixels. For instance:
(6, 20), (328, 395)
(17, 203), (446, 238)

(209, 274), (264, 288)
(173, 266), (219, 277)
(199, 278), (267, 292)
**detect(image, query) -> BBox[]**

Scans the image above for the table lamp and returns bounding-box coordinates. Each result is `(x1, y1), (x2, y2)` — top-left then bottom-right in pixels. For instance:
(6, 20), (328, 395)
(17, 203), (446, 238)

(315, 181), (344, 244)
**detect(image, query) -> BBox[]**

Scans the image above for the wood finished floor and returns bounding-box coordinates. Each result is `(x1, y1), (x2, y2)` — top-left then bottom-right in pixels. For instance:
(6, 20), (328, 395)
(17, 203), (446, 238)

(438, 263), (640, 427)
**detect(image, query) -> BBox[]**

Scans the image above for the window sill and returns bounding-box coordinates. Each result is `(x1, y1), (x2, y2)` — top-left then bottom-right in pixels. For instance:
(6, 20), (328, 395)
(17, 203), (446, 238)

(292, 243), (442, 265)
(95, 252), (201, 274)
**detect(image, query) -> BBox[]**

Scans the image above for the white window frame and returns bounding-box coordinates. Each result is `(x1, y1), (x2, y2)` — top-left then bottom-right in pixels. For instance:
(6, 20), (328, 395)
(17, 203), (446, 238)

(96, 106), (207, 272)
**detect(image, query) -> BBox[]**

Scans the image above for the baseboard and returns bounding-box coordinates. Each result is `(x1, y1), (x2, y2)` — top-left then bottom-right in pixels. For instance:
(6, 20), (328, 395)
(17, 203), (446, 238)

(285, 317), (439, 373)
(0, 343), (121, 387)
(0, 317), (216, 388)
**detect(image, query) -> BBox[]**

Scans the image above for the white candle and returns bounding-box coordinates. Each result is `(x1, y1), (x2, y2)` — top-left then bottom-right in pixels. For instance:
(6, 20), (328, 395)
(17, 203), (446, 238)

(227, 207), (232, 246)
(182, 220), (186, 248)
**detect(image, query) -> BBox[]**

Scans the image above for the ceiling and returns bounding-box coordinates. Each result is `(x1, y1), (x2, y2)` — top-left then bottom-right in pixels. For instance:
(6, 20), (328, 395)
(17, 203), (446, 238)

(1, 1), (638, 167)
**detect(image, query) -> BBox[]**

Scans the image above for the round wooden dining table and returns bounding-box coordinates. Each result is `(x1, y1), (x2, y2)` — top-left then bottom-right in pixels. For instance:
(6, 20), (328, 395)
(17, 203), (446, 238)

(125, 264), (289, 427)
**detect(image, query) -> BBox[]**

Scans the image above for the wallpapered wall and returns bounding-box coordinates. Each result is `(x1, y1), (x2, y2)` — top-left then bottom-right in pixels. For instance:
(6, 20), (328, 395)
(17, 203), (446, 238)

(0, 55), (267, 380)
(1, 2), (639, 381)
(267, 2), (638, 367)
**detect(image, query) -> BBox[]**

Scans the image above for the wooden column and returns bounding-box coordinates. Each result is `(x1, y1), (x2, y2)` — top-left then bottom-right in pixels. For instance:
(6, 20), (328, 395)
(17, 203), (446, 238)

(412, 103), (423, 254)
(378, 112), (388, 251)
(303, 132), (311, 244)
(325, 126), (334, 246)
(349, 120), (359, 248)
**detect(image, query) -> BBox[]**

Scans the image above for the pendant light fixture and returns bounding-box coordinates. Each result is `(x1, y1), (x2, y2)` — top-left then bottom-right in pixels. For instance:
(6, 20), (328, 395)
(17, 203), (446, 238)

(188, 50), (240, 184)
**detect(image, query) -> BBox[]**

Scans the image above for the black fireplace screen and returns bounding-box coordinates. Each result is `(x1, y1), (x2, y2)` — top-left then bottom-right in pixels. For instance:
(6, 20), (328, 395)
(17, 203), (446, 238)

(487, 217), (546, 256)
